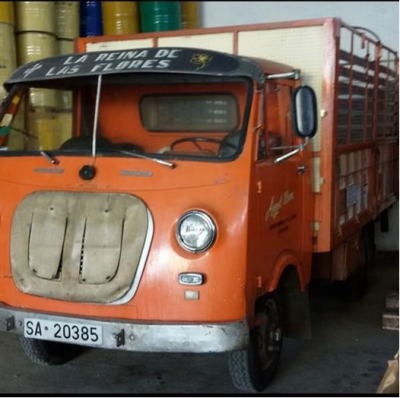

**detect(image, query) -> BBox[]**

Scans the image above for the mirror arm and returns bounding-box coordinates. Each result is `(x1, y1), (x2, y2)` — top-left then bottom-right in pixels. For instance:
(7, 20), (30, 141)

(273, 138), (309, 164)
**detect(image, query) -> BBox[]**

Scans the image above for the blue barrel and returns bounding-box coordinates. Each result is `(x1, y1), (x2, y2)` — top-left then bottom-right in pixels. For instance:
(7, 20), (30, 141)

(80, 1), (103, 37)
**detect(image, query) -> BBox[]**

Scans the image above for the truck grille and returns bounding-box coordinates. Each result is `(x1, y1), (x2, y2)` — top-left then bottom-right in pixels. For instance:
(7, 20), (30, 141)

(11, 191), (152, 303)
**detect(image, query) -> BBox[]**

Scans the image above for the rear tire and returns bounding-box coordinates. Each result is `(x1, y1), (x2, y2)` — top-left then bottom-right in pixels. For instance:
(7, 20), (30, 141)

(228, 295), (282, 392)
(19, 337), (82, 366)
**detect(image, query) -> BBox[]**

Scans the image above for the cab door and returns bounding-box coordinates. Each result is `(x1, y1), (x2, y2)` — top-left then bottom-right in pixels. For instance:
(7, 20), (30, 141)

(255, 82), (312, 290)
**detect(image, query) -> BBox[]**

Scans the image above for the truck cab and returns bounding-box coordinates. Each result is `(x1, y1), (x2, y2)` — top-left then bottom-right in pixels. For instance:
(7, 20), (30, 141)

(0, 47), (317, 392)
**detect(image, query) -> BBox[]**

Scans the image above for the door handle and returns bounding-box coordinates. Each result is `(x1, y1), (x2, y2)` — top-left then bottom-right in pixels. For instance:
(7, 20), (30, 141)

(297, 165), (307, 174)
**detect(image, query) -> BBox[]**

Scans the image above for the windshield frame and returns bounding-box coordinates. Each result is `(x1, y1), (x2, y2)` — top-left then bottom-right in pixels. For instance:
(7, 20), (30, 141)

(0, 75), (255, 164)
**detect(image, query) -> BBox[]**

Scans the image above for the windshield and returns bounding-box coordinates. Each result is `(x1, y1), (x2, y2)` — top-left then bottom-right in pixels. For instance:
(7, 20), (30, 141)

(0, 74), (252, 162)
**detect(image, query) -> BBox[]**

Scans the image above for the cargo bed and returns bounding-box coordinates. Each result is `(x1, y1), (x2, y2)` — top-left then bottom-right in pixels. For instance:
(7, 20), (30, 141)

(77, 18), (399, 253)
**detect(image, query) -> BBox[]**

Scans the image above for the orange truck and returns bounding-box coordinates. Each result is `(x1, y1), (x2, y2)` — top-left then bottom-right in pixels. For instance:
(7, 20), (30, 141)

(0, 18), (398, 392)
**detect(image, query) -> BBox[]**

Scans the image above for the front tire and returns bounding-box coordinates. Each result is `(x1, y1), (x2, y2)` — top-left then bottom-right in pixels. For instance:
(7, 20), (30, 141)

(228, 295), (282, 392)
(19, 337), (82, 366)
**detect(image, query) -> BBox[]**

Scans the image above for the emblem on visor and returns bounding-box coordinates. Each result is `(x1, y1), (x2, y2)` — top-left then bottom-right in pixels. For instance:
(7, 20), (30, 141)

(22, 63), (43, 78)
(190, 54), (213, 70)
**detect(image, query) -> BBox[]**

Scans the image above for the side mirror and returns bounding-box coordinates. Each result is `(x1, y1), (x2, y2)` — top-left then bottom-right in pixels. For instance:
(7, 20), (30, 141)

(292, 85), (317, 139)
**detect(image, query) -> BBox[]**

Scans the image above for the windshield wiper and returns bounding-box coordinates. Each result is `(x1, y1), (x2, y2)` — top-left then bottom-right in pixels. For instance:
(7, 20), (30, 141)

(40, 151), (59, 165)
(116, 150), (176, 169)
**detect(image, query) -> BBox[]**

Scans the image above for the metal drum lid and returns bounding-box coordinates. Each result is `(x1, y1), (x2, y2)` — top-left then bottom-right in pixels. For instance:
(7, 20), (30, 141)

(55, 1), (79, 39)
(15, 1), (56, 34)
(102, 1), (139, 36)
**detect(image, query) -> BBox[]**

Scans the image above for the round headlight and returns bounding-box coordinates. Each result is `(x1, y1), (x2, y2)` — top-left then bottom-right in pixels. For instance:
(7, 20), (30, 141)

(176, 211), (216, 253)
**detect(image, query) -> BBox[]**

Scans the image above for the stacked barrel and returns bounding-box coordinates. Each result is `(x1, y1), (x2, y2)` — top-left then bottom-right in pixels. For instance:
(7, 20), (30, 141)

(0, 2), (15, 99)
(80, 1), (103, 37)
(15, 1), (57, 150)
(140, 2), (181, 32)
(0, 2), (20, 149)
(102, 2), (139, 35)
(55, 1), (79, 147)
(181, 2), (200, 29)
(99, 1), (199, 34)
(2, 1), (201, 150)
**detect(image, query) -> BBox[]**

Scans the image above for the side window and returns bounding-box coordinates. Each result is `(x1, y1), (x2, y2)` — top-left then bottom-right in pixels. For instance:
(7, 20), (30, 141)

(264, 83), (293, 157)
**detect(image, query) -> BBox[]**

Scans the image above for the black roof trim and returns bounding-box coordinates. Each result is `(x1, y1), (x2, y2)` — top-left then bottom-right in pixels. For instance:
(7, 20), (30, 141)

(5, 47), (265, 88)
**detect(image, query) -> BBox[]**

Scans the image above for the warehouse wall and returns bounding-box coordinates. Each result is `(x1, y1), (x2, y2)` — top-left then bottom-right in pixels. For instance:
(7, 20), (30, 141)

(202, 1), (399, 250)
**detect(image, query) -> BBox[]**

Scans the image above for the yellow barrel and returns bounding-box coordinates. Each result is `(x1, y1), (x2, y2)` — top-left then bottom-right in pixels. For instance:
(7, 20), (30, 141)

(0, 23), (16, 99)
(0, 2), (14, 25)
(55, 1), (79, 39)
(57, 38), (74, 55)
(28, 110), (58, 151)
(181, 2), (199, 29)
(102, 1), (139, 35)
(7, 102), (26, 151)
(15, 2), (56, 34)
(7, 131), (25, 150)
(16, 32), (56, 64)
(55, 111), (72, 148)
(17, 33), (57, 109)
(57, 39), (74, 110)
(0, 23), (16, 54)
(29, 89), (58, 110)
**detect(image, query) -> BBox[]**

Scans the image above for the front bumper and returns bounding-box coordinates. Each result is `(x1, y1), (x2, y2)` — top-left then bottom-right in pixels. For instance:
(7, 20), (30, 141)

(0, 304), (249, 353)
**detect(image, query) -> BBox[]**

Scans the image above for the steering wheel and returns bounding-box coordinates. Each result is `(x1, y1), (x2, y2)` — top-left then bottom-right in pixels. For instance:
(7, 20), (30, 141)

(170, 137), (235, 156)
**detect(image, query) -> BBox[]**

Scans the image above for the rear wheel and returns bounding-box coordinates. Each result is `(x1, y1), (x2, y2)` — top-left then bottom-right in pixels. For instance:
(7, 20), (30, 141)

(19, 337), (82, 366)
(228, 295), (282, 392)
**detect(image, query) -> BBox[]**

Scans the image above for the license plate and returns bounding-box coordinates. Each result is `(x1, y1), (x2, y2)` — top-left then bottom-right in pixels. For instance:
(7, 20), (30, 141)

(24, 318), (103, 346)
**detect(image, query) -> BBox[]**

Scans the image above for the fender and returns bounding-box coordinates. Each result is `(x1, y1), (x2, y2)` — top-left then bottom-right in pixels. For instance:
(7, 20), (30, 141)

(265, 250), (312, 339)
(265, 249), (305, 293)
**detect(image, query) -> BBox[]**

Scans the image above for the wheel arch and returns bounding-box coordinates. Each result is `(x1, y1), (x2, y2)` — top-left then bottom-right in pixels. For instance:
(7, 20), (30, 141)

(266, 250), (305, 293)
(260, 251), (312, 339)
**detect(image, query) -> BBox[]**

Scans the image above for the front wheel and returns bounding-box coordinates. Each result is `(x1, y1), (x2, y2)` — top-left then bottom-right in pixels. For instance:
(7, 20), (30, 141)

(19, 337), (82, 366)
(228, 295), (283, 392)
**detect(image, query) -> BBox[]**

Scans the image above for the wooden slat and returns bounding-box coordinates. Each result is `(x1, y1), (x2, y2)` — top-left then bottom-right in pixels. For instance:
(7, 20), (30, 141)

(338, 98), (374, 111)
(378, 63), (397, 77)
(339, 50), (373, 69)
(339, 66), (376, 85)
(338, 82), (371, 96)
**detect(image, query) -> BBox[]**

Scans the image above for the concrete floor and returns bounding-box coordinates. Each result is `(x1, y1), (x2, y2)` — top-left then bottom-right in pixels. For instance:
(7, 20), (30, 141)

(0, 254), (398, 394)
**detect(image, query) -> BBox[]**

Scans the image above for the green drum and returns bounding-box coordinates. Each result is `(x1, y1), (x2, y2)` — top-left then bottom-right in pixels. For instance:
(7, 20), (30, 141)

(140, 1), (181, 32)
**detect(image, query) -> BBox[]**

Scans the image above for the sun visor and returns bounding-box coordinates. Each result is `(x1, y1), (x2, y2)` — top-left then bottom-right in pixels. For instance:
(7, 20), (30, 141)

(5, 47), (265, 89)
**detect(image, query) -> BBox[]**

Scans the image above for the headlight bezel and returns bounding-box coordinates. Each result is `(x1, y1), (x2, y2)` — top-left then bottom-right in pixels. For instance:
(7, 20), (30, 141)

(176, 210), (217, 253)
